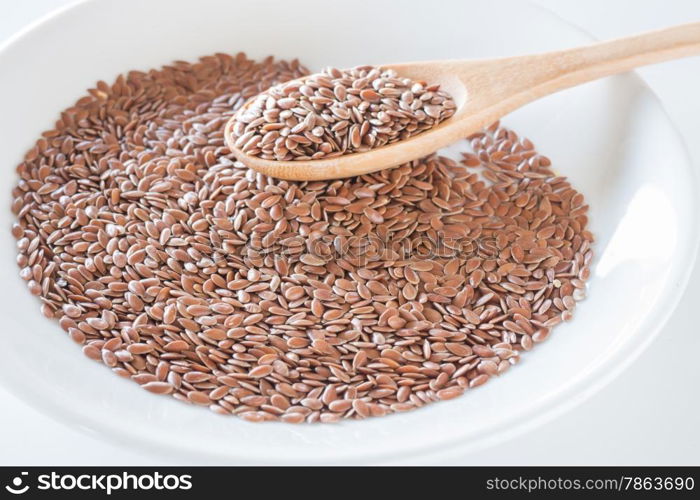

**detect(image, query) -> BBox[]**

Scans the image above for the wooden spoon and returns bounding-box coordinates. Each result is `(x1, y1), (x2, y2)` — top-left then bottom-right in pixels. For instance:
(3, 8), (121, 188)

(225, 22), (700, 181)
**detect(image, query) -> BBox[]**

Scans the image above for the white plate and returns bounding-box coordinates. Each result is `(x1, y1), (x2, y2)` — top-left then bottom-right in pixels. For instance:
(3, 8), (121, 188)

(0, 0), (697, 464)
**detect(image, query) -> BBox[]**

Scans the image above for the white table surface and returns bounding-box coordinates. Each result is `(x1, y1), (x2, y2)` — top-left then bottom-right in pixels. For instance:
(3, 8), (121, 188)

(1, 0), (698, 465)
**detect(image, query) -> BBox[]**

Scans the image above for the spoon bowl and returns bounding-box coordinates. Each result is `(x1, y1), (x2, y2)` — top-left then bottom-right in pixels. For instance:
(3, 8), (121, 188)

(226, 22), (700, 180)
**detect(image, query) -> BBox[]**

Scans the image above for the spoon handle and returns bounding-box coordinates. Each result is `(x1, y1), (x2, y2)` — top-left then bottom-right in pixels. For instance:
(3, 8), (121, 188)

(543, 22), (700, 84)
(478, 22), (700, 99)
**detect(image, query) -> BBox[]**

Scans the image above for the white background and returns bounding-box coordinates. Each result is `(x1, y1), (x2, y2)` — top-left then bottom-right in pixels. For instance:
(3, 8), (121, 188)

(1, 0), (698, 465)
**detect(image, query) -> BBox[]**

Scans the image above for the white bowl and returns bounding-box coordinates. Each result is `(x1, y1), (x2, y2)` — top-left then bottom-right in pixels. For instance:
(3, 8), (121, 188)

(0, 0), (697, 464)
